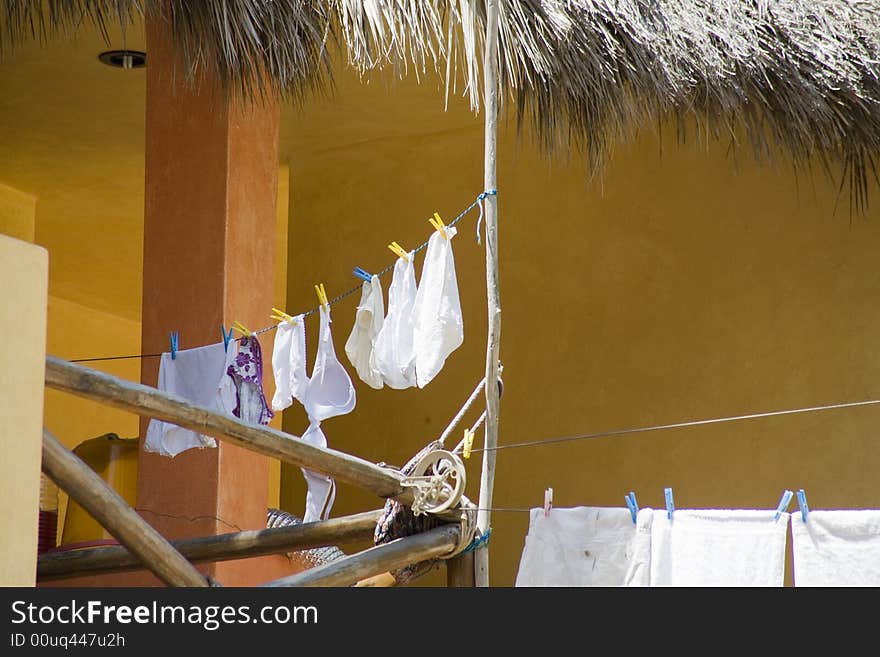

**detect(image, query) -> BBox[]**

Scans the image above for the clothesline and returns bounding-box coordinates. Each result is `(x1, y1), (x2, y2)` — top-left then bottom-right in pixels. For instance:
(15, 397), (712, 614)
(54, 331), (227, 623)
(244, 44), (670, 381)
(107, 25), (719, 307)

(468, 397), (880, 453)
(70, 190), (497, 363)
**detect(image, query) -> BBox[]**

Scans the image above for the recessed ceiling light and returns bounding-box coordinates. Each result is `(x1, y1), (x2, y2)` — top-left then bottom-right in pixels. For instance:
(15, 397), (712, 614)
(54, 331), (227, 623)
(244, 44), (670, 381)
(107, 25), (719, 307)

(98, 50), (146, 69)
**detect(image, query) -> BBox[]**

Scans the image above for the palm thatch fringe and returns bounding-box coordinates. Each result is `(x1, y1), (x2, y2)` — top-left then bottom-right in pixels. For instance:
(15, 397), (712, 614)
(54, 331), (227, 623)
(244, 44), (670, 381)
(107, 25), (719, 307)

(4, 1), (880, 207)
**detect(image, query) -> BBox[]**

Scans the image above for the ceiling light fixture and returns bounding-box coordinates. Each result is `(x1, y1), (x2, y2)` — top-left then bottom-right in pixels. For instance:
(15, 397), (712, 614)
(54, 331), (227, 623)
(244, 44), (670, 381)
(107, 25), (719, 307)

(98, 50), (146, 69)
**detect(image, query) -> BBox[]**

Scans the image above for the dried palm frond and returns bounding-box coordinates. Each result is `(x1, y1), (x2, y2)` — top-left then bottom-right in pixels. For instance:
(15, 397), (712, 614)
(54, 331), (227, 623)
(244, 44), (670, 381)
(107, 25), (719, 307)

(4, 1), (880, 208)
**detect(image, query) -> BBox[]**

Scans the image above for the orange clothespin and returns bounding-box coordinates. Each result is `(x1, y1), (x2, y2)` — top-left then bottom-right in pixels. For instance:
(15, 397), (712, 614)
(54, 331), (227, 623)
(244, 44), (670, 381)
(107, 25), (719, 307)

(231, 321), (252, 337)
(270, 307), (294, 323)
(462, 428), (475, 459)
(314, 283), (329, 311)
(388, 241), (410, 261)
(428, 212), (448, 239)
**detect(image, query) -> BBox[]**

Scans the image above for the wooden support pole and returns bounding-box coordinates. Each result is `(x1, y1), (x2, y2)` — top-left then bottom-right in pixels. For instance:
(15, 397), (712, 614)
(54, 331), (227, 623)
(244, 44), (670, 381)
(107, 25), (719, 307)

(41, 428), (209, 587)
(262, 525), (460, 588)
(45, 356), (408, 504)
(446, 550), (475, 587)
(476, 0), (501, 588)
(38, 509), (382, 581)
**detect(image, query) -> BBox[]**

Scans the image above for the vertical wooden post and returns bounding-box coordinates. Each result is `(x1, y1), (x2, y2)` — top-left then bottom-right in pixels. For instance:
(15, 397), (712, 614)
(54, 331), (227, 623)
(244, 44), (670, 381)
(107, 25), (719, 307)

(446, 551), (475, 587)
(475, 0), (501, 588)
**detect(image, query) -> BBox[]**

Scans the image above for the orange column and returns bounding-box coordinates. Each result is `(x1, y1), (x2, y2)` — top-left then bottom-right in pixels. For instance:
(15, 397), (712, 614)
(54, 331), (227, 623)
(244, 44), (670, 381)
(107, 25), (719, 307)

(133, 14), (291, 586)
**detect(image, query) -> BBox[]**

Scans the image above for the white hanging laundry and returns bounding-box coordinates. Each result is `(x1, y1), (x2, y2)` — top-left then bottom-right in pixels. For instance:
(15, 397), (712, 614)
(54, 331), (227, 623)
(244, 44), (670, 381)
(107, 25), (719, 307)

(515, 506), (653, 587)
(344, 275), (385, 390)
(650, 509), (787, 586)
(145, 341), (238, 458)
(372, 251), (418, 389)
(298, 305), (356, 522)
(412, 226), (464, 388)
(791, 510), (880, 586)
(304, 305), (356, 422)
(271, 314), (308, 412)
(299, 423), (337, 523)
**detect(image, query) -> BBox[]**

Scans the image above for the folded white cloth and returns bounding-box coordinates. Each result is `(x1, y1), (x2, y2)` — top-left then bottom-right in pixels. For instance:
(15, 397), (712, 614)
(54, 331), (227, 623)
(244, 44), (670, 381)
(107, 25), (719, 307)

(412, 226), (463, 388)
(372, 252), (417, 389)
(515, 506), (653, 587)
(650, 509), (787, 586)
(144, 341), (238, 458)
(791, 510), (880, 586)
(344, 275), (385, 390)
(270, 314), (308, 412)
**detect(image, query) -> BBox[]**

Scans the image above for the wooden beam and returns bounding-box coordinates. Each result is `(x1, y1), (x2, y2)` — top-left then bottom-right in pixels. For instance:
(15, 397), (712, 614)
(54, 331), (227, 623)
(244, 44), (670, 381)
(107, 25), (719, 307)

(262, 525), (460, 587)
(38, 509), (382, 581)
(476, 0), (502, 588)
(446, 550), (475, 587)
(41, 428), (209, 587)
(45, 356), (408, 503)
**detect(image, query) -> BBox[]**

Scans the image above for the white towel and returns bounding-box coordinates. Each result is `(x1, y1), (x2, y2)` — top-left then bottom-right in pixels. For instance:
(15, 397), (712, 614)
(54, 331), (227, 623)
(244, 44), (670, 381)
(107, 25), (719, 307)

(372, 253), (417, 389)
(270, 314), (308, 412)
(144, 341), (238, 458)
(344, 275), (385, 390)
(650, 509), (787, 586)
(515, 506), (653, 587)
(412, 226), (463, 388)
(791, 510), (880, 586)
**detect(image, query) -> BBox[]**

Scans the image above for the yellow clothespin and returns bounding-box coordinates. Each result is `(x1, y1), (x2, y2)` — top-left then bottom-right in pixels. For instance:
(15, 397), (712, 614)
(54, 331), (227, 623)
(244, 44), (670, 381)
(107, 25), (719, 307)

(270, 307), (295, 323)
(428, 212), (448, 239)
(314, 283), (329, 311)
(231, 320), (252, 337)
(462, 428), (474, 459)
(388, 241), (410, 262)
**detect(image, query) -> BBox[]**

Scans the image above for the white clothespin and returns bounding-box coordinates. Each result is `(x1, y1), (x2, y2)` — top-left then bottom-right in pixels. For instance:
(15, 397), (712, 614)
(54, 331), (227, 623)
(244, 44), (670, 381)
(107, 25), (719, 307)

(543, 487), (553, 517)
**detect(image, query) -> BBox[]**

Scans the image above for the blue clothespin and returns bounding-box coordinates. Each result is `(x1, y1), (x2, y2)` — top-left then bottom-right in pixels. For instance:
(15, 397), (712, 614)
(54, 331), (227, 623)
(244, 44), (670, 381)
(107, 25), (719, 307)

(775, 489), (794, 522)
(169, 331), (179, 360)
(664, 487), (674, 520)
(797, 489), (809, 522)
(353, 266), (372, 283)
(625, 491), (638, 524)
(221, 325), (234, 352)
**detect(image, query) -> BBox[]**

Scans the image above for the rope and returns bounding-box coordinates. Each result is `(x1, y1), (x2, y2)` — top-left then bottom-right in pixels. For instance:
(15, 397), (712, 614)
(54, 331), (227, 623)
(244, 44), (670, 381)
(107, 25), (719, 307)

(469, 397), (880, 454)
(69, 190), (495, 363)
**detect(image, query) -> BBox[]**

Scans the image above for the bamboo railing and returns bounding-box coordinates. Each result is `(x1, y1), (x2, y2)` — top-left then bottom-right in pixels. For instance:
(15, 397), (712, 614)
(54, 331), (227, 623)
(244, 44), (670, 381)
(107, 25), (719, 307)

(42, 357), (469, 587)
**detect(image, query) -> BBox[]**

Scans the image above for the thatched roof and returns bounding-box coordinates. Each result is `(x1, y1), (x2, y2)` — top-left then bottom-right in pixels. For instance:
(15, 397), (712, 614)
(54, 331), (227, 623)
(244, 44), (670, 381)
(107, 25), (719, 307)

(4, 1), (880, 208)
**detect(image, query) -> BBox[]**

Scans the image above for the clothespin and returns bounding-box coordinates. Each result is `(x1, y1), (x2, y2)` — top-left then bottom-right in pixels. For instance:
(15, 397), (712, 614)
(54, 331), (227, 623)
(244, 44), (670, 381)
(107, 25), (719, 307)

(665, 487), (674, 520)
(270, 307), (295, 323)
(353, 266), (372, 283)
(388, 241), (410, 262)
(543, 487), (553, 517)
(221, 325), (234, 352)
(797, 489), (809, 522)
(231, 321), (251, 337)
(775, 489), (794, 522)
(428, 212), (448, 239)
(625, 491), (638, 524)
(169, 331), (179, 360)
(462, 428), (475, 459)
(314, 284), (329, 311)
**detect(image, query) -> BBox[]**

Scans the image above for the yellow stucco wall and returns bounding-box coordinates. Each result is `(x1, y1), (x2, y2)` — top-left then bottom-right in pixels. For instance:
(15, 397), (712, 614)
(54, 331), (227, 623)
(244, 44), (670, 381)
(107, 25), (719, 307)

(280, 71), (880, 586)
(0, 235), (48, 586)
(44, 295), (142, 543)
(0, 182), (36, 242)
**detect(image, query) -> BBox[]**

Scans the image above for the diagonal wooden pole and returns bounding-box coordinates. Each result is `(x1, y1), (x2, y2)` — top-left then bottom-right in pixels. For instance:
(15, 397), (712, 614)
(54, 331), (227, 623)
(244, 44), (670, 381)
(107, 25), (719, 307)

(37, 509), (382, 581)
(41, 428), (209, 587)
(475, 0), (501, 587)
